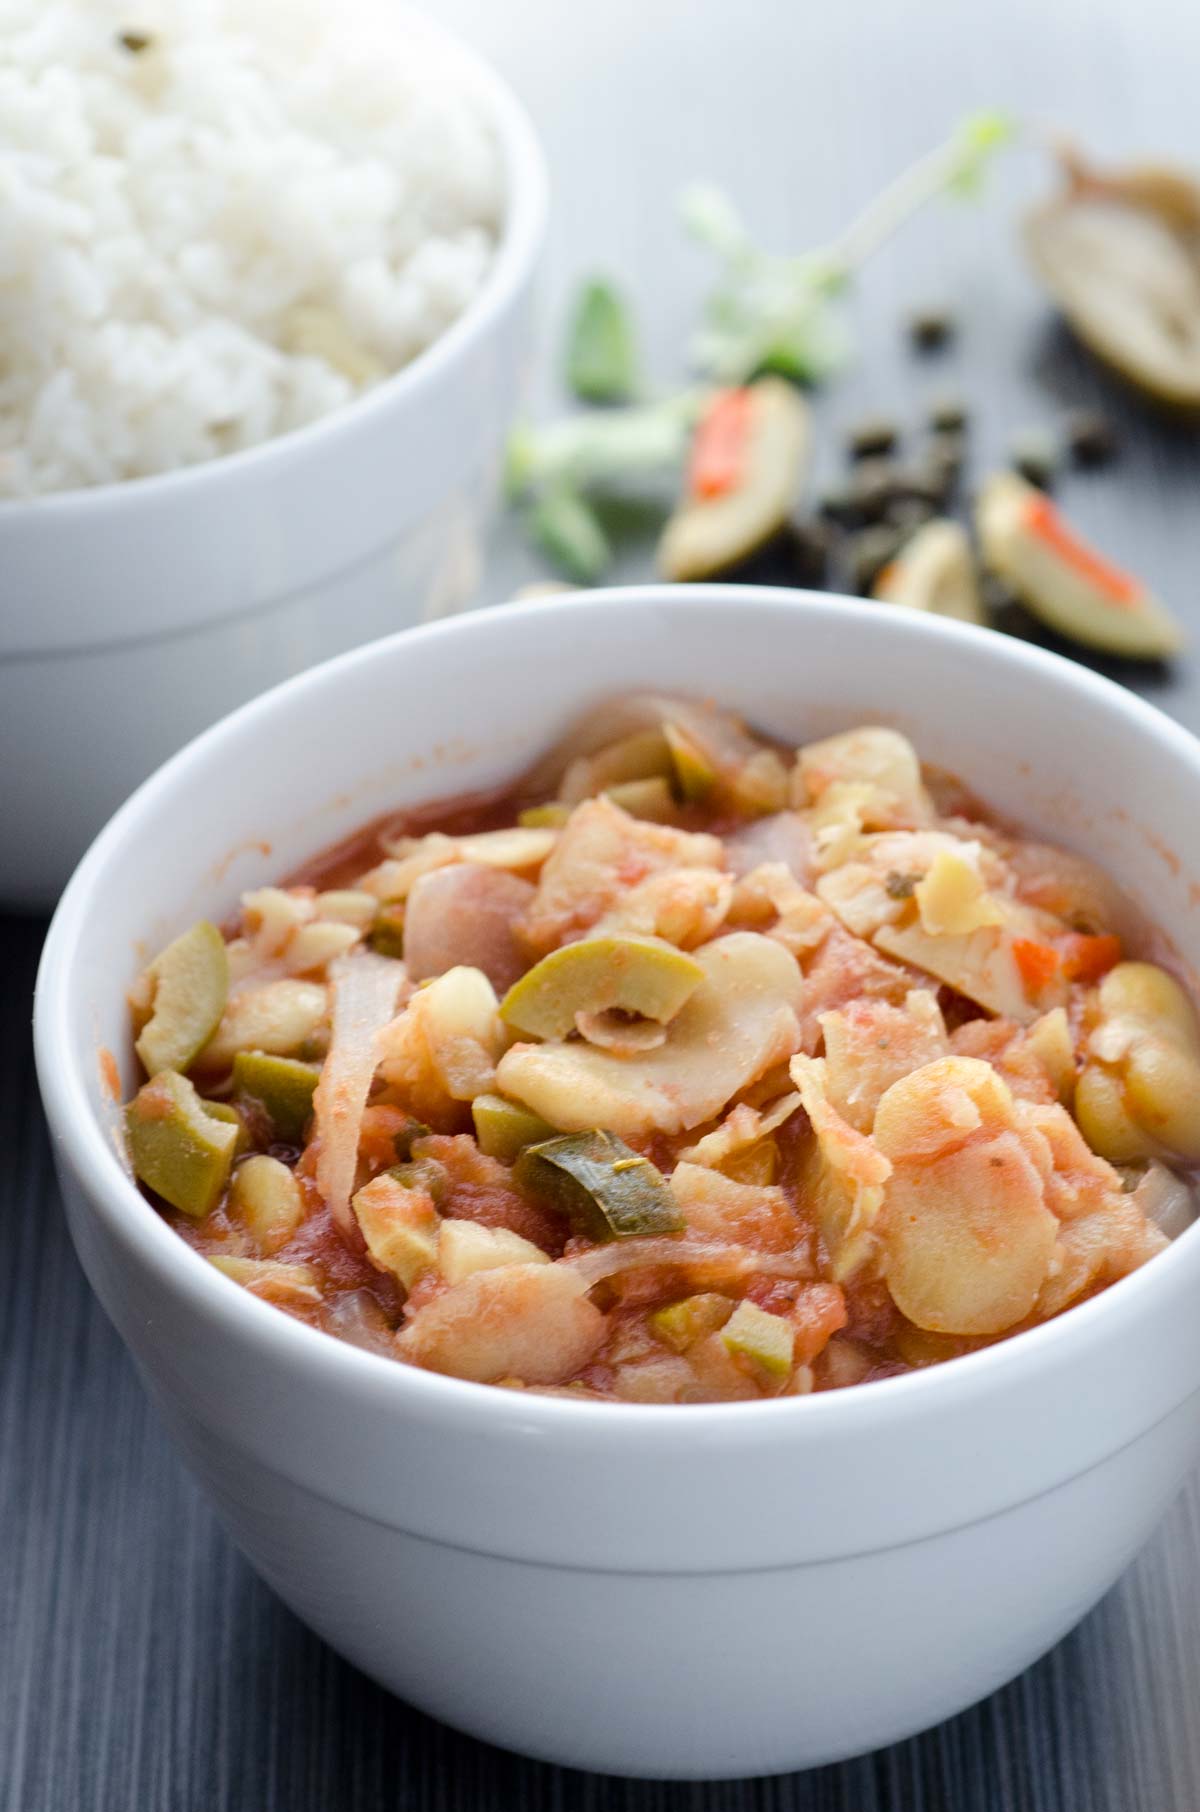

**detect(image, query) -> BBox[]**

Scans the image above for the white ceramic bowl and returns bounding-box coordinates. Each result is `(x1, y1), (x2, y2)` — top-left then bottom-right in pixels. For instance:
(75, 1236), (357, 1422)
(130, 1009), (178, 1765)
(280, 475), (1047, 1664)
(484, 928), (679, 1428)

(34, 588), (1200, 1779)
(0, 25), (546, 910)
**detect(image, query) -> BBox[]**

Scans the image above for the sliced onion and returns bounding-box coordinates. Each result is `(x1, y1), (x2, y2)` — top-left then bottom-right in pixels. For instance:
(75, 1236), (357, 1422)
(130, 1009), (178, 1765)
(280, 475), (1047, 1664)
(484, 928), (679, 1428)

(724, 812), (815, 882)
(523, 693), (776, 801)
(564, 1236), (811, 1287)
(1131, 1161), (1199, 1242)
(403, 862), (534, 992)
(313, 952), (407, 1242)
(322, 1289), (397, 1357)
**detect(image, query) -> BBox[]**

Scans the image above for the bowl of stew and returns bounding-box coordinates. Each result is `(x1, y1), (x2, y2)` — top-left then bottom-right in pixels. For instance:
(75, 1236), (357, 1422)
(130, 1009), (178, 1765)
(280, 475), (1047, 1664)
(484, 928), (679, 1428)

(34, 587), (1200, 1778)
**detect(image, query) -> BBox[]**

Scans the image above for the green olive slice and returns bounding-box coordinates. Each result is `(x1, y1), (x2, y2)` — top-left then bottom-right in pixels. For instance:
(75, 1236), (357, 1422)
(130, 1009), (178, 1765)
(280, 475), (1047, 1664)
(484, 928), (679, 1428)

(603, 777), (684, 824)
(663, 722), (717, 801)
(471, 1093), (557, 1162)
(134, 921), (229, 1076)
(125, 1069), (238, 1219)
(232, 1050), (320, 1143)
(976, 472), (1184, 659)
(872, 519), (985, 625)
(500, 934), (704, 1041)
(658, 378), (810, 581)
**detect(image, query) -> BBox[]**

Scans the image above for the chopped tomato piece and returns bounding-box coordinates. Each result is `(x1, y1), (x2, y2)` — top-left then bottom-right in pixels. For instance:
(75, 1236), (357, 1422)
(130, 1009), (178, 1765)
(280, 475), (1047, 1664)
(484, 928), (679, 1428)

(1060, 931), (1122, 984)
(1012, 937), (1063, 996)
(688, 388), (753, 499)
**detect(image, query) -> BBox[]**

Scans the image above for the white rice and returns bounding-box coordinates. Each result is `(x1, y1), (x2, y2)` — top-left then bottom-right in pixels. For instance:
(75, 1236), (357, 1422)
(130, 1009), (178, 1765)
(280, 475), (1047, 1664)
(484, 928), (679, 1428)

(0, 0), (503, 497)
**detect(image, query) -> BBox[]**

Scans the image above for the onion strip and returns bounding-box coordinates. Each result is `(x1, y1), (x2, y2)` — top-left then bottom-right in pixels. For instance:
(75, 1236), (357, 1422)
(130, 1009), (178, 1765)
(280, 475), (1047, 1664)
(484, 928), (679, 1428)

(312, 953), (407, 1241)
(563, 1236), (812, 1287)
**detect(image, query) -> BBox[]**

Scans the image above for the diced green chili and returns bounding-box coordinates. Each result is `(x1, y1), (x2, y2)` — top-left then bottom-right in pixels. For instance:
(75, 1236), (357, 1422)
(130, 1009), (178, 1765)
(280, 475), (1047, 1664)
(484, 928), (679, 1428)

(515, 1130), (685, 1241)
(720, 1299), (795, 1378)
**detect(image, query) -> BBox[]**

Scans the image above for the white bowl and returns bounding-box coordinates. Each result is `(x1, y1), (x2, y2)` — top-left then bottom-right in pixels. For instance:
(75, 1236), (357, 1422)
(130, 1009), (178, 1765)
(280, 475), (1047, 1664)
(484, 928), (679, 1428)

(34, 588), (1200, 1779)
(0, 26), (546, 911)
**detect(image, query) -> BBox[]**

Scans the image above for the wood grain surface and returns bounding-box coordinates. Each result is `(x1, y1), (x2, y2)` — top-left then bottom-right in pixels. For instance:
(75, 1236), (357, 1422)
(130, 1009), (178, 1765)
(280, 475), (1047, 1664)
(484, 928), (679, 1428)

(6, 0), (1200, 1802)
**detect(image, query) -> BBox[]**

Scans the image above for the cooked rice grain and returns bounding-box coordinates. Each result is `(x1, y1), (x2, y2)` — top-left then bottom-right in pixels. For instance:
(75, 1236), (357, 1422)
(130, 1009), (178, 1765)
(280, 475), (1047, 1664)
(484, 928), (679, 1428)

(0, 0), (502, 496)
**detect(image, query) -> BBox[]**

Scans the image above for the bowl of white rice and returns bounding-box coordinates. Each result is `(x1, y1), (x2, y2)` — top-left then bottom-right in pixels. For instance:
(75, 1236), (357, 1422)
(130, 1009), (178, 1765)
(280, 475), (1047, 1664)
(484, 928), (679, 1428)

(0, 0), (547, 907)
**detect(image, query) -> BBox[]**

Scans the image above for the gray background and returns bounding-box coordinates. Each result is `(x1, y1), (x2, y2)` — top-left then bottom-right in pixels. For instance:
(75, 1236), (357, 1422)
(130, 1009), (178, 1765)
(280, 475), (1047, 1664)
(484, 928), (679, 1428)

(5, 0), (1200, 1805)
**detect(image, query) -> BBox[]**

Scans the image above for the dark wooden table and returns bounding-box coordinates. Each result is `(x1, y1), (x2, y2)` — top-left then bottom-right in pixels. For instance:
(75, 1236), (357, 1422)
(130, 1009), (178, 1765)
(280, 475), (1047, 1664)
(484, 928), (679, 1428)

(5, 1), (1200, 1804)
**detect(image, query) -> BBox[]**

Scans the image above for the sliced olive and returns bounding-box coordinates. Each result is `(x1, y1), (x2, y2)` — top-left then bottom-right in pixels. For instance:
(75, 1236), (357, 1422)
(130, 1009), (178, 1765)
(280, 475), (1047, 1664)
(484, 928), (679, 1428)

(720, 1299), (795, 1379)
(515, 1130), (684, 1241)
(872, 519), (986, 626)
(500, 934), (704, 1041)
(976, 471), (1184, 658)
(471, 1093), (556, 1162)
(663, 722), (717, 802)
(649, 1292), (734, 1352)
(125, 1069), (237, 1219)
(134, 920), (228, 1077)
(603, 776), (683, 823)
(559, 728), (675, 803)
(232, 1050), (320, 1143)
(200, 1098), (250, 1156)
(658, 378), (810, 581)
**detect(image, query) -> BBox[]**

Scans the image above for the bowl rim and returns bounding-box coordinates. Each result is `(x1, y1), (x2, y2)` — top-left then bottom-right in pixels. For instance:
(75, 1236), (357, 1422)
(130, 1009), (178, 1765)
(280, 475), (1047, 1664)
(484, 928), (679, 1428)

(0, 11), (548, 523)
(34, 585), (1200, 1448)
